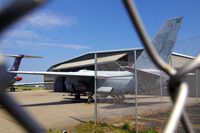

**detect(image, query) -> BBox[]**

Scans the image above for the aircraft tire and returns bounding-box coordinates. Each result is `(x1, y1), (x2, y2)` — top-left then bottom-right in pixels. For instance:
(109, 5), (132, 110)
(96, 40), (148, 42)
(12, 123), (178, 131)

(10, 87), (14, 92)
(88, 96), (94, 104)
(75, 94), (80, 100)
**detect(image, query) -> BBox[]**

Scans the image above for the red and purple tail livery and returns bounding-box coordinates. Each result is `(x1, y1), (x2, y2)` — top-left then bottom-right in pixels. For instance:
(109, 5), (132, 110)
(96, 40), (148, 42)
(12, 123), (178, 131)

(4, 54), (42, 71)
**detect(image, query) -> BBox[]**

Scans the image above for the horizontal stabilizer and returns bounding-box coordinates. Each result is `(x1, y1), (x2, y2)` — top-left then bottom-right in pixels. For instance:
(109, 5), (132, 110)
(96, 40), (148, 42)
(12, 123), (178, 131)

(97, 86), (113, 93)
(4, 54), (42, 58)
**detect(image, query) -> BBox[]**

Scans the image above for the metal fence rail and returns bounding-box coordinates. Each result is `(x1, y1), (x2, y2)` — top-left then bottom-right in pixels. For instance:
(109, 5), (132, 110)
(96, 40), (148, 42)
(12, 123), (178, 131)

(0, 0), (198, 133)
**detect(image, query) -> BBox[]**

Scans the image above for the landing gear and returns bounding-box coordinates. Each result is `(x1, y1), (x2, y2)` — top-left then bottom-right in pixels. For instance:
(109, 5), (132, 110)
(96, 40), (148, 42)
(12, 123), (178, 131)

(73, 93), (94, 103)
(10, 86), (15, 92)
(74, 94), (80, 100)
(114, 95), (125, 102)
(87, 96), (94, 104)
(119, 95), (125, 101)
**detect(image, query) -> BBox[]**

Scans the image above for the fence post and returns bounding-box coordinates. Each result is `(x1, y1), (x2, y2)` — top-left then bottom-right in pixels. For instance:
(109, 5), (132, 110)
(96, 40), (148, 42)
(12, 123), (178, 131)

(195, 69), (198, 103)
(134, 50), (138, 133)
(94, 53), (97, 124)
(160, 71), (163, 105)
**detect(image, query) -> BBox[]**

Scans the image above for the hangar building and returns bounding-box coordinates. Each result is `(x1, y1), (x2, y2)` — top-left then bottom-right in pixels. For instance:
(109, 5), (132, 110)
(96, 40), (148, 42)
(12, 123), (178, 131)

(44, 48), (198, 97)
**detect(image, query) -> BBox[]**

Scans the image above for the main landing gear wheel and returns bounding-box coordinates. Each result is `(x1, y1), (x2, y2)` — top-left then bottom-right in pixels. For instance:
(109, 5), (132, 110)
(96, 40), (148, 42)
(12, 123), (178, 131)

(114, 95), (124, 103)
(10, 86), (16, 92)
(75, 94), (80, 100)
(87, 96), (94, 104)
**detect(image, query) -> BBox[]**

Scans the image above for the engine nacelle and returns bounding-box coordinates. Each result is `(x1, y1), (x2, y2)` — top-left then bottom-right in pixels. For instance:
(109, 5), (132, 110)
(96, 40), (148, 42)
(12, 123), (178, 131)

(15, 76), (22, 81)
(64, 77), (93, 93)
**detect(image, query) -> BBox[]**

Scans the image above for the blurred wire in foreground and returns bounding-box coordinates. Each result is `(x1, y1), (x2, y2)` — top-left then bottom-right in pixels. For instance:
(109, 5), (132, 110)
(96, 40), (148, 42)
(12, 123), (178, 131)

(0, 0), (198, 132)
(0, 0), (46, 133)
(123, 0), (198, 132)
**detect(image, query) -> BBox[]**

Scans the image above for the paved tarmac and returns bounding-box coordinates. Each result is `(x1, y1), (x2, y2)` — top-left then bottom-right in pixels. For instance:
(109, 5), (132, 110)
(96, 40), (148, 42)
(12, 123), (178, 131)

(0, 90), (95, 133)
(0, 90), (138, 133)
(0, 90), (199, 132)
(0, 91), (162, 132)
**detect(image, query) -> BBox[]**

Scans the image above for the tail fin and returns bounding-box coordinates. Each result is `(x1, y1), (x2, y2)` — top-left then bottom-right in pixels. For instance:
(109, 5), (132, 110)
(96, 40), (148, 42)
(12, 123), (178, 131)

(10, 55), (24, 71)
(5, 54), (42, 71)
(135, 16), (183, 69)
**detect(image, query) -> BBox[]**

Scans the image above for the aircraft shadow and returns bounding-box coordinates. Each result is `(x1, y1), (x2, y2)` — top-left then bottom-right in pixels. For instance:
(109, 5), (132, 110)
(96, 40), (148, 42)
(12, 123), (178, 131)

(20, 99), (88, 107)
(97, 96), (160, 104)
(101, 101), (168, 109)
(68, 116), (87, 123)
(0, 96), (167, 108)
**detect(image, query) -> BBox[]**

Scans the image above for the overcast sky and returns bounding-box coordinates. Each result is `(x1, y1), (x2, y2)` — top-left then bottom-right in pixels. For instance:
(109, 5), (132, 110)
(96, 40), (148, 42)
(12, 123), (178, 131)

(1, 0), (200, 82)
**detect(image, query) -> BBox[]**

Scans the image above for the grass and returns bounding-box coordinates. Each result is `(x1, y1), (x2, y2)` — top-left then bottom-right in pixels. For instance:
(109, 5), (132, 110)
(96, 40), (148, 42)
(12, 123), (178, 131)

(121, 122), (131, 131)
(74, 121), (158, 133)
(75, 121), (130, 133)
(13, 86), (44, 91)
(47, 121), (158, 133)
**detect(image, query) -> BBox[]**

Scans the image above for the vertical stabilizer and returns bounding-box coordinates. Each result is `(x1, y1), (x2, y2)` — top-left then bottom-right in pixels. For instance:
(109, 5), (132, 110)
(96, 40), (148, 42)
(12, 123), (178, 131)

(135, 16), (183, 69)
(10, 55), (24, 71)
(4, 54), (42, 71)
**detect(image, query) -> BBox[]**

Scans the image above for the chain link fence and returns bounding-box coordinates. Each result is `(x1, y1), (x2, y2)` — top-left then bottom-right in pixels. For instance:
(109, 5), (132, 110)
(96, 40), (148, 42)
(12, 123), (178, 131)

(94, 35), (200, 132)
(96, 55), (135, 127)
(0, 0), (200, 132)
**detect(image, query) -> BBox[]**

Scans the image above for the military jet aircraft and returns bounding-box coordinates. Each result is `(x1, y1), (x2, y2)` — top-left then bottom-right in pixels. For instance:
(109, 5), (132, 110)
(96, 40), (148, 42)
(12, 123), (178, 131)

(10, 16), (183, 102)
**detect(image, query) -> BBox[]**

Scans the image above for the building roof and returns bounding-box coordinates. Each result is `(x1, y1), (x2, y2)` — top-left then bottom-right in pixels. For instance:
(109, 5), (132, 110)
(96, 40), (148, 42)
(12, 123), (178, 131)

(53, 53), (127, 70)
(172, 52), (194, 59)
(48, 48), (194, 71)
